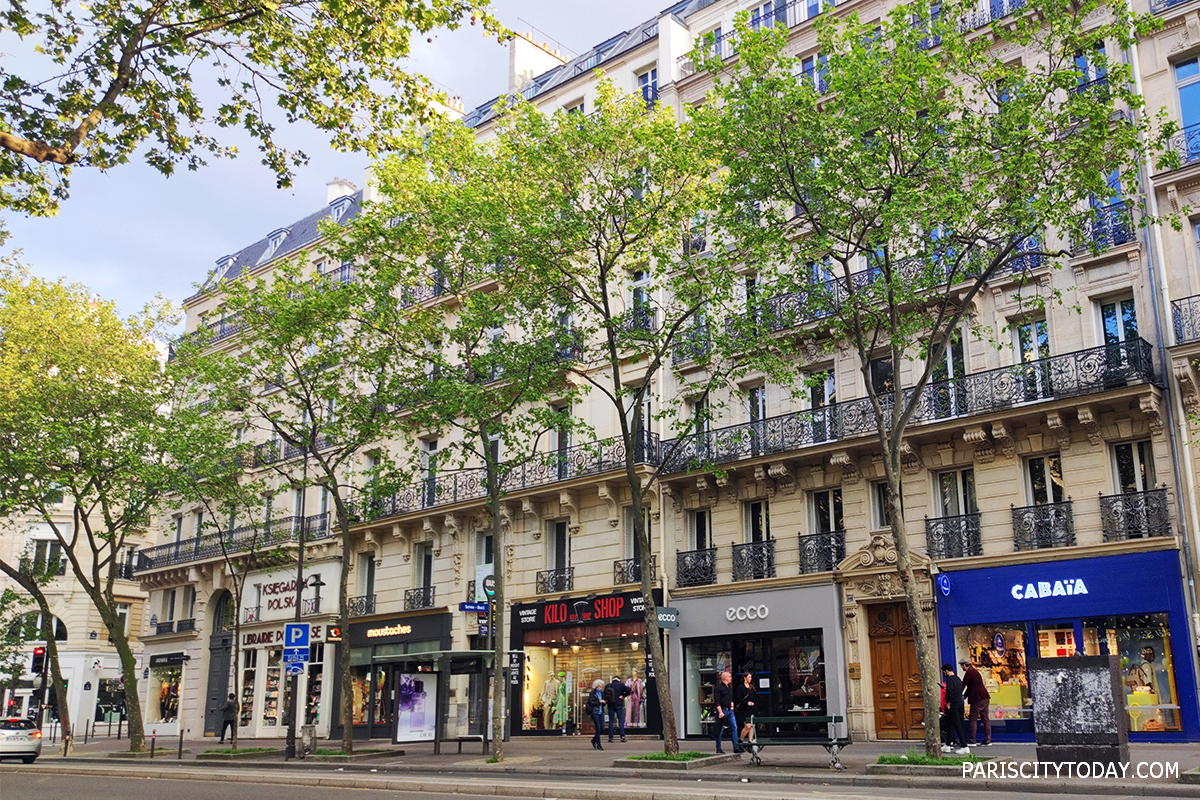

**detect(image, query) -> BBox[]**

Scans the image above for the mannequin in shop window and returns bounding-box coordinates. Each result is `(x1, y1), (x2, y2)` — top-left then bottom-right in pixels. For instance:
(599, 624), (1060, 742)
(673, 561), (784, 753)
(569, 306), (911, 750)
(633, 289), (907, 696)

(554, 671), (570, 732)
(540, 673), (561, 728)
(625, 672), (644, 727)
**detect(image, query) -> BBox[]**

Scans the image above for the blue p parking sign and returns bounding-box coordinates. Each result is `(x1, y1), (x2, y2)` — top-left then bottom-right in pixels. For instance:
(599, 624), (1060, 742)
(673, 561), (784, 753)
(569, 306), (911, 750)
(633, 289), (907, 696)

(285, 623), (310, 649)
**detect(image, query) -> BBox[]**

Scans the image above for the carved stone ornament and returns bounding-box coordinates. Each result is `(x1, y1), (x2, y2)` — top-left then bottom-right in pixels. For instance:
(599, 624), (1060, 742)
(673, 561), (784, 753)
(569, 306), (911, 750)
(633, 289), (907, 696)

(715, 472), (739, 505)
(753, 464), (776, 497)
(990, 421), (1015, 459)
(452, 549), (463, 586)
(522, 498), (542, 540)
(899, 441), (922, 476)
(505, 544), (515, 580)
(768, 462), (796, 494)
(558, 490), (580, 535)
(846, 533), (899, 571)
(597, 482), (621, 527)
(830, 450), (859, 485)
(854, 572), (905, 599)
(1176, 361), (1199, 414)
(1045, 411), (1071, 451)
(696, 475), (717, 507)
(1140, 393), (1166, 438)
(1076, 405), (1103, 446)
(661, 483), (683, 513)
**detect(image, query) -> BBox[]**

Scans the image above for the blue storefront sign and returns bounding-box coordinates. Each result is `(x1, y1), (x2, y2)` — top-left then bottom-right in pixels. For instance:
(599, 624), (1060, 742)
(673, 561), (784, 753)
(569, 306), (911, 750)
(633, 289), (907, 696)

(937, 549), (1198, 741)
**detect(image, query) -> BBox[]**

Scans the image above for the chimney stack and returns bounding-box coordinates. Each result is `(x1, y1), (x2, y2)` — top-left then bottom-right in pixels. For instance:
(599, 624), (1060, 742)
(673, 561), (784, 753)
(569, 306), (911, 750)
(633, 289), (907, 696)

(326, 177), (358, 204)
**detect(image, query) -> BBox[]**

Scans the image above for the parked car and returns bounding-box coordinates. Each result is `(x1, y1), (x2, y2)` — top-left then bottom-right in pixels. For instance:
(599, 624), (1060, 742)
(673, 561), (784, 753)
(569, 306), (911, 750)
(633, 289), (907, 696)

(0, 718), (42, 763)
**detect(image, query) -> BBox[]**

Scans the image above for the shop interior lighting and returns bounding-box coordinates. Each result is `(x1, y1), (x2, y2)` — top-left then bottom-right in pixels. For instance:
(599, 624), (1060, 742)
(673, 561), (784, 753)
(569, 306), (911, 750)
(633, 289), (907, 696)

(631, 641), (639, 650)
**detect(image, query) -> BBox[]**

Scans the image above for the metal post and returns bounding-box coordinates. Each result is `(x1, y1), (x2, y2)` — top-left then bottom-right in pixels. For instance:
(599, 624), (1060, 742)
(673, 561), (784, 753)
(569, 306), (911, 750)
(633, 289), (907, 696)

(84, 720), (89, 745)
(50, 719), (56, 744)
(178, 730), (184, 759)
(285, 454), (308, 761)
(150, 732), (156, 757)
(117, 717), (122, 740)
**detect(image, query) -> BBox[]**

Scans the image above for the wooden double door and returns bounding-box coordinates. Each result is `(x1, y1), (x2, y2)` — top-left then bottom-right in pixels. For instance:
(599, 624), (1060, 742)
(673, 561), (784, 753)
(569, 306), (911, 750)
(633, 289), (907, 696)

(868, 602), (925, 739)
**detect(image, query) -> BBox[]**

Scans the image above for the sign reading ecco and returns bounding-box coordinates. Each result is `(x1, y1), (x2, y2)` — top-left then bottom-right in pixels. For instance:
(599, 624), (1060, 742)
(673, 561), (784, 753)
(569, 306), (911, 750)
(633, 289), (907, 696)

(726, 604), (769, 622)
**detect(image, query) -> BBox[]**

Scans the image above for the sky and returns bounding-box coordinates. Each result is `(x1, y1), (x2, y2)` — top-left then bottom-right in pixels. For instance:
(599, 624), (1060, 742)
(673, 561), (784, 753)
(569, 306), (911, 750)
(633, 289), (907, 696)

(5, 0), (659, 323)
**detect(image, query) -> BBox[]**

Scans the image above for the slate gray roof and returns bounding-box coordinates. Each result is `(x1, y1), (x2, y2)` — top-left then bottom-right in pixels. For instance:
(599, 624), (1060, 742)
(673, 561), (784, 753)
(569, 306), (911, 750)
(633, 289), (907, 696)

(462, 0), (712, 129)
(194, 191), (363, 297)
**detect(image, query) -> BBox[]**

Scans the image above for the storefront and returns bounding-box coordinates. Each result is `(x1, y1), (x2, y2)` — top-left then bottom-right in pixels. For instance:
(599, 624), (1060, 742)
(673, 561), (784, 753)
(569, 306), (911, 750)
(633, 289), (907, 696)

(668, 584), (847, 741)
(937, 549), (1200, 741)
(331, 611), (469, 742)
(509, 590), (663, 736)
(145, 651), (186, 736)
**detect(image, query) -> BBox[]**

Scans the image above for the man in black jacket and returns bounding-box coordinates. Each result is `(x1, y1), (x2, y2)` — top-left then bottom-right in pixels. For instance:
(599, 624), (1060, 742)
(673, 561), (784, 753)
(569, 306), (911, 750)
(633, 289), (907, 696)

(714, 670), (740, 754)
(940, 663), (970, 754)
(604, 675), (632, 742)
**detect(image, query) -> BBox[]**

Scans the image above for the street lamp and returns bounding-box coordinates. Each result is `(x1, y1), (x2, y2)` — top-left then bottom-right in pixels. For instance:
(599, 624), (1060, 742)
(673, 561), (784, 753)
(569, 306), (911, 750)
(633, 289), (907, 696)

(285, 451), (309, 761)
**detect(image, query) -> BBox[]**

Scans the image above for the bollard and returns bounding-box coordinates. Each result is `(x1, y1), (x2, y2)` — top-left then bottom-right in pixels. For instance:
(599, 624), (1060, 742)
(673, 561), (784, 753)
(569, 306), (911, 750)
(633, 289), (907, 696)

(84, 720), (89, 745)
(50, 720), (57, 745)
(151, 731), (156, 758)
(107, 717), (112, 738)
(117, 718), (122, 740)
(177, 730), (183, 760)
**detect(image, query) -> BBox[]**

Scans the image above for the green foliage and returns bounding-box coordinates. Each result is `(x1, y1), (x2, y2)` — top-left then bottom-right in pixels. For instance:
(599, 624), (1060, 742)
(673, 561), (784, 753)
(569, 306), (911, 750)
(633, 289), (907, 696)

(877, 747), (985, 766)
(626, 751), (707, 761)
(0, 589), (33, 694)
(0, 0), (502, 215)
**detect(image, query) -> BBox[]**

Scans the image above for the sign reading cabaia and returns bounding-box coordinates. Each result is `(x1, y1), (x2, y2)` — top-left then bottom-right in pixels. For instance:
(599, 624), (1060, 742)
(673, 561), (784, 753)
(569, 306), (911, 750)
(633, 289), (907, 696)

(1011, 579), (1089, 600)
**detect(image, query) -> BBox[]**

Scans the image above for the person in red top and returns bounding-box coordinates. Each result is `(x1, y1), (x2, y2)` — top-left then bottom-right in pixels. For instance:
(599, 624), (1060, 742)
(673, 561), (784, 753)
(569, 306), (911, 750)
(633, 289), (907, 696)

(960, 658), (991, 745)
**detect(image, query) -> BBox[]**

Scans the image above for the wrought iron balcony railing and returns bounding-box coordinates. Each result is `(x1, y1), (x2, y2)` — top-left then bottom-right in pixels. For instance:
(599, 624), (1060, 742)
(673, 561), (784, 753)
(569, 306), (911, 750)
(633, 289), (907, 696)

(616, 306), (656, 334)
(348, 594), (376, 618)
(613, 554), (658, 585)
(1151, 0), (1193, 14)
(661, 339), (1156, 474)
(253, 434), (337, 467)
(641, 84), (659, 110)
(133, 512), (336, 573)
(302, 597), (321, 615)
(798, 530), (845, 574)
(405, 586), (437, 610)
(242, 606), (261, 624)
(676, 547), (717, 588)
(349, 432), (660, 524)
(1012, 501), (1075, 551)
(1173, 294), (1200, 344)
(176, 618), (196, 633)
(1100, 489), (1171, 542)
(154, 620), (176, 635)
(115, 561), (135, 581)
(1167, 121), (1200, 167)
(672, 326), (711, 365)
(926, 513), (983, 559)
(732, 540), (776, 582)
(1068, 75), (1109, 97)
(536, 567), (574, 594)
(1072, 201), (1135, 255)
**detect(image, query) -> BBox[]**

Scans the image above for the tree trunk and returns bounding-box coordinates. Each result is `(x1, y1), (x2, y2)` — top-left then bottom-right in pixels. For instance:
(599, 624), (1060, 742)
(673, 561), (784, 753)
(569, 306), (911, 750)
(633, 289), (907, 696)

(334, 494), (355, 754)
(488, 465), (506, 762)
(631, 478), (678, 753)
(883, 460), (942, 758)
(39, 607), (72, 755)
(109, 615), (146, 752)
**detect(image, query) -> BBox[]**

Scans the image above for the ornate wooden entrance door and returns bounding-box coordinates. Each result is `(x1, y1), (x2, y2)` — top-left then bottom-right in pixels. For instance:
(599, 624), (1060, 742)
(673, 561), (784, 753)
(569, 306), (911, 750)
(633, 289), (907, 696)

(867, 602), (925, 739)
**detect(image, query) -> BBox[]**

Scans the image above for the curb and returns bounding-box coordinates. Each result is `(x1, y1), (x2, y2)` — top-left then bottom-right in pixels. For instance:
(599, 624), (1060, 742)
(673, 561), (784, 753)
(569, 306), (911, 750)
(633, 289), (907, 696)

(4, 761), (1198, 797)
(613, 753), (739, 770)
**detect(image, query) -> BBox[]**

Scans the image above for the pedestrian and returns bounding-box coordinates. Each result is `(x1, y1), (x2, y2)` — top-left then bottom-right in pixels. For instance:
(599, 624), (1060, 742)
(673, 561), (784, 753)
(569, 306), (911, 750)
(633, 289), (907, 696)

(940, 663), (970, 754)
(734, 669), (758, 744)
(713, 669), (740, 754)
(218, 692), (237, 743)
(605, 674), (631, 743)
(586, 679), (606, 750)
(961, 658), (992, 746)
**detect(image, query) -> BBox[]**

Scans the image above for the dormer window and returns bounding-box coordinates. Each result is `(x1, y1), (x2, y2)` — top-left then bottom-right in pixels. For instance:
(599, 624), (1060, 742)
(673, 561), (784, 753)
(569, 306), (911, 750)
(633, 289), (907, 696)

(204, 255), (236, 289)
(329, 196), (354, 222)
(256, 228), (289, 265)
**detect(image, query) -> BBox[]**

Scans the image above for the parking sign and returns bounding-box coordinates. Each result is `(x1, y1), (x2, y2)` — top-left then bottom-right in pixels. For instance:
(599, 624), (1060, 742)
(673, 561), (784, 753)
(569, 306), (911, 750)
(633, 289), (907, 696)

(285, 623), (310, 649)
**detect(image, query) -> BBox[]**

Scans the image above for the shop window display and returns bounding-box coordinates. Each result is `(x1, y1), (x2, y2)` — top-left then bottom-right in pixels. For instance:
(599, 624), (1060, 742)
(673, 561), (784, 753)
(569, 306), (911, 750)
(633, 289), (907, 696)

(682, 631), (825, 738)
(305, 643), (324, 726)
(263, 649), (282, 727)
(349, 648), (371, 725)
(520, 622), (648, 733)
(1083, 613), (1182, 732)
(239, 650), (257, 727)
(953, 624), (1030, 729)
(149, 666), (181, 723)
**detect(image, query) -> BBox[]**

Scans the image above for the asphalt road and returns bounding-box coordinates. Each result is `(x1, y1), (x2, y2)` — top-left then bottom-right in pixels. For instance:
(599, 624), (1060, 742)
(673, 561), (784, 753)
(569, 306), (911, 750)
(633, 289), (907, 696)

(0, 770), (1166, 800)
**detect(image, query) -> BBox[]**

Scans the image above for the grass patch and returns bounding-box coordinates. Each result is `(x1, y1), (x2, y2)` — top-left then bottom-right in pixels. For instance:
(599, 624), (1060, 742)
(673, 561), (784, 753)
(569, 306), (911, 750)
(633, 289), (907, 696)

(877, 746), (987, 766)
(311, 748), (391, 756)
(485, 757), (499, 764)
(627, 751), (709, 762)
(204, 747), (278, 755)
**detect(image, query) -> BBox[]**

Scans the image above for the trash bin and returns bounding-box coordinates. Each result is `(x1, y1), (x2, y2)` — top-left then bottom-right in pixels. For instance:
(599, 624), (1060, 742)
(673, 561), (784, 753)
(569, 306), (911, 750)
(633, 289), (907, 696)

(300, 725), (316, 758)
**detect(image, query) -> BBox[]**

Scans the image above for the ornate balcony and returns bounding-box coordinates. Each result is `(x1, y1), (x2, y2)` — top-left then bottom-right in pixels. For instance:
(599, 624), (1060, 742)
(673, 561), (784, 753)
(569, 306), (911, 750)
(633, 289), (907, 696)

(153, 620), (176, 635)
(732, 540), (776, 582)
(613, 554), (657, 585)
(1100, 489), (1171, 542)
(798, 530), (845, 574)
(242, 606), (261, 624)
(672, 326), (711, 365)
(1012, 501), (1075, 551)
(350, 432), (660, 524)
(405, 586), (437, 610)
(1152, 0), (1193, 14)
(661, 340), (1156, 474)
(133, 512), (335, 573)
(1072, 201), (1135, 255)
(253, 434), (337, 467)
(536, 567), (574, 594)
(347, 594), (376, 618)
(926, 513), (983, 559)
(302, 597), (321, 615)
(1173, 294), (1200, 345)
(176, 618), (196, 632)
(616, 306), (656, 334)
(676, 547), (717, 588)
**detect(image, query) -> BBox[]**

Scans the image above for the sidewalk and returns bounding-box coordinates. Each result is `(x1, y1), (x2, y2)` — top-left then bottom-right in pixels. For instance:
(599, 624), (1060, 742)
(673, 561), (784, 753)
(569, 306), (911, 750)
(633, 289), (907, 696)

(32, 730), (1200, 792)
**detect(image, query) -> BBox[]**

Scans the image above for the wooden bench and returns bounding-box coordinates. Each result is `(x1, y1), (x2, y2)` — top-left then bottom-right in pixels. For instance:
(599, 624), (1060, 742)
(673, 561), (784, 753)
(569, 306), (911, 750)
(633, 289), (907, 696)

(455, 734), (489, 754)
(740, 714), (851, 770)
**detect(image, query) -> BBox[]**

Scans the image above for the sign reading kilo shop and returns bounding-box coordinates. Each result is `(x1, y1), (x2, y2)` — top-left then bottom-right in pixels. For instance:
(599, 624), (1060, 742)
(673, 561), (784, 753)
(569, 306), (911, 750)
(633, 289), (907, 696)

(514, 590), (661, 629)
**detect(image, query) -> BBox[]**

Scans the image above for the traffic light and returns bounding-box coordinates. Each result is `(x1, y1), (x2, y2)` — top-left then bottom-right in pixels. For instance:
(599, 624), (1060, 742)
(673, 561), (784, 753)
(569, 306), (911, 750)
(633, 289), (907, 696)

(31, 646), (45, 675)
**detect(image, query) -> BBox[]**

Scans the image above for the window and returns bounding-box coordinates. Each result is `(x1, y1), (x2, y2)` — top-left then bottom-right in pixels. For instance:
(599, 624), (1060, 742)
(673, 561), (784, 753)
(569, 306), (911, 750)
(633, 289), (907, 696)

(1073, 43), (1107, 89)
(873, 481), (901, 529)
(1177, 58), (1200, 155)
(164, 588), (177, 622)
(637, 68), (658, 106)
(565, 101), (585, 115)
(689, 509), (711, 550)
(707, 27), (724, 59)
(1026, 453), (1065, 504)
(1113, 440), (1155, 494)
(811, 488), (844, 533)
(631, 269), (652, 324)
(690, 395), (711, 436)
(1083, 612), (1182, 732)
(800, 54), (828, 92)
(476, 530), (494, 570)
(684, 212), (707, 256)
(1100, 297), (1138, 345)
(741, 274), (760, 323)
(749, 2), (775, 30)
(744, 499), (771, 543)
(115, 603), (130, 636)
(415, 543), (434, 590)
(31, 539), (63, 574)
(806, 369), (836, 441)
(551, 404), (571, 478)
(182, 586), (196, 620)
(421, 439), (438, 506)
(193, 508), (204, 537)
(869, 357), (895, 395)
(547, 520), (570, 570)
(935, 468), (978, 517)
(256, 229), (288, 265)
(359, 554), (376, 597)
(1015, 318), (1052, 400)
(746, 384), (767, 455)
(487, 432), (501, 467)
(172, 515), (184, 543)
(930, 335), (967, 417)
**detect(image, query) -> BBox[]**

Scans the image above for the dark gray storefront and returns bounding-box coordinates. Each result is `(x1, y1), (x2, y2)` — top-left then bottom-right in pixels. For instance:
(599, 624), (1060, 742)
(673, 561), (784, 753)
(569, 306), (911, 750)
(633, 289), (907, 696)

(668, 585), (846, 740)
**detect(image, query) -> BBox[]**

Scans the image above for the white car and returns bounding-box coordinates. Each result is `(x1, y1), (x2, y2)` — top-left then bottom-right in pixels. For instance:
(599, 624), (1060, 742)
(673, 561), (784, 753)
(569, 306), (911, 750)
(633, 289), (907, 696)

(0, 718), (42, 763)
